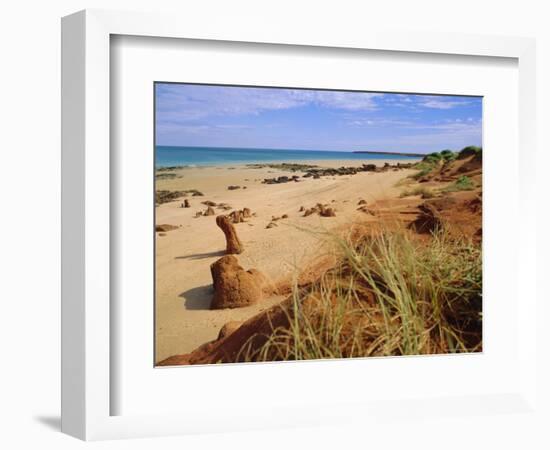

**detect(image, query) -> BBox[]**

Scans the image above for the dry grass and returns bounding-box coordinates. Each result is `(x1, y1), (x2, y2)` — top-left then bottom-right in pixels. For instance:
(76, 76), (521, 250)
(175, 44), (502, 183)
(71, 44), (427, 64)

(238, 225), (482, 361)
(400, 186), (436, 199)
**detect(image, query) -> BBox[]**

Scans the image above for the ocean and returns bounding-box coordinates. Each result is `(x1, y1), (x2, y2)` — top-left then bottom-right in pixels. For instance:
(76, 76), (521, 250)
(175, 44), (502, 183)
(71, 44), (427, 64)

(155, 146), (421, 168)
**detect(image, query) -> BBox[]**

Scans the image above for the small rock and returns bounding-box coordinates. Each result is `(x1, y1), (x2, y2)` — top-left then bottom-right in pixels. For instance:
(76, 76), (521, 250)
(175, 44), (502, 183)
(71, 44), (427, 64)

(320, 207), (336, 217)
(229, 210), (245, 223)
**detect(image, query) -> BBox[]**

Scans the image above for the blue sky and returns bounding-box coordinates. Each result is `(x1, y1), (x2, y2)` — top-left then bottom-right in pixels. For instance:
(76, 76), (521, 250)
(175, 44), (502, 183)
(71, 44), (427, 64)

(155, 83), (482, 153)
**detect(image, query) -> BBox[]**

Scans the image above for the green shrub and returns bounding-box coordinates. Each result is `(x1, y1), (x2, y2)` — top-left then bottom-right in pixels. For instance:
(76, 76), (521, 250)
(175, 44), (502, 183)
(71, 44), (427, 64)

(458, 146), (482, 159)
(423, 154), (442, 164)
(440, 149), (457, 161)
(444, 175), (475, 192)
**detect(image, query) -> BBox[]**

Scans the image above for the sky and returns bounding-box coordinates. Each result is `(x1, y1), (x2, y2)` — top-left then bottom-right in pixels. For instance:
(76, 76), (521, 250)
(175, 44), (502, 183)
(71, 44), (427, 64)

(155, 83), (482, 153)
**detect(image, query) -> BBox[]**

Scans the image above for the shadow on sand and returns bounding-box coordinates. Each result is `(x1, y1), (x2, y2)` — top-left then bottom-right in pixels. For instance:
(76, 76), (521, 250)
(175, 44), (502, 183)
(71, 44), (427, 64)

(179, 285), (213, 310)
(175, 250), (225, 261)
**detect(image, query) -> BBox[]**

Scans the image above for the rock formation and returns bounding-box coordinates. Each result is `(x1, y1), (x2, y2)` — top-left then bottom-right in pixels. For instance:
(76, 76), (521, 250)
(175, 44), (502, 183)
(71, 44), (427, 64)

(216, 215), (244, 254)
(210, 255), (266, 309)
(302, 203), (336, 217)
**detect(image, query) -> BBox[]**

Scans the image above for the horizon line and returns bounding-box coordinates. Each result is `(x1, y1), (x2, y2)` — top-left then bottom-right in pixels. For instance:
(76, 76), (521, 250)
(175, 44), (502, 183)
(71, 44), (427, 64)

(155, 144), (431, 155)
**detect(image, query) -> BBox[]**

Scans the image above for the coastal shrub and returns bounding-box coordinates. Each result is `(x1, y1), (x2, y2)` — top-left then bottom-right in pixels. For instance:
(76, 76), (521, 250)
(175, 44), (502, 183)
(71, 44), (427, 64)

(440, 149), (457, 161)
(444, 175), (475, 192)
(422, 152), (443, 165)
(458, 146), (482, 159)
(420, 150), (457, 166)
(238, 227), (482, 361)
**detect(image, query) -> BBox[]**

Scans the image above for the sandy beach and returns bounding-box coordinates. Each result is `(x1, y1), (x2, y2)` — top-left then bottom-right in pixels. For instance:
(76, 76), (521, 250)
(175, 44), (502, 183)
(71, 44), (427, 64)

(154, 158), (418, 362)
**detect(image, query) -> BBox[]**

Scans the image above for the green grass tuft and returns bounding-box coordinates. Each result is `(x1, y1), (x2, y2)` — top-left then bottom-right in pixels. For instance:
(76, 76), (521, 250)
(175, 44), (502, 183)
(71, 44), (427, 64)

(444, 175), (475, 192)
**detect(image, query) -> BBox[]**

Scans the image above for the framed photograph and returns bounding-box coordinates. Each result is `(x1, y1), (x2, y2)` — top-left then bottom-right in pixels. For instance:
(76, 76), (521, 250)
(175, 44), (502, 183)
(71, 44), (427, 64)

(153, 82), (484, 367)
(62, 9), (538, 441)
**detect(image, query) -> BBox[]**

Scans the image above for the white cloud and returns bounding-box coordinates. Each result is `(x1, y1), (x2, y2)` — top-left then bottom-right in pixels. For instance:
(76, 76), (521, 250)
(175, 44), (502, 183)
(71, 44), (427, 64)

(348, 118), (414, 127)
(156, 84), (384, 125)
(419, 98), (471, 110)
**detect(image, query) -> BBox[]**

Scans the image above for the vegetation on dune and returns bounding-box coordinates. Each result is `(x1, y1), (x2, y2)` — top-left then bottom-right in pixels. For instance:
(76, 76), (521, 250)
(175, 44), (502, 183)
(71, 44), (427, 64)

(411, 165), (434, 179)
(444, 175), (475, 192)
(234, 145), (482, 362)
(238, 226), (482, 362)
(408, 146), (482, 181)
(458, 146), (482, 159)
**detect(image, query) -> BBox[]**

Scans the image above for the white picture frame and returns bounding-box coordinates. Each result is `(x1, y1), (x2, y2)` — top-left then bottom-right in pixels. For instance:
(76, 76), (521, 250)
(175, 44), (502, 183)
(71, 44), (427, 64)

(61, 9), (538, 441)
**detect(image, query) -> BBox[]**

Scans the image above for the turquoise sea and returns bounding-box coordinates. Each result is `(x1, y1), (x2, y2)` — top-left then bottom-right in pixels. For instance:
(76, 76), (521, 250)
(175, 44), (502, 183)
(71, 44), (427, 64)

(155, 146), (422, 168)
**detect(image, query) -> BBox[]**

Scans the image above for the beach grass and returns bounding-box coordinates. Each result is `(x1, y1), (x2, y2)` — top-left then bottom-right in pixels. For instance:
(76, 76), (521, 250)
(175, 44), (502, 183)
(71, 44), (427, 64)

(238, 225), (482, 361)
(399, 186), (436, 199)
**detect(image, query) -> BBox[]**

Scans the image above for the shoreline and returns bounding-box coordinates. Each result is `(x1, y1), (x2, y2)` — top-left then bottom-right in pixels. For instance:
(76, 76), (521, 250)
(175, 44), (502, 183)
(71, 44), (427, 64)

(155, 157), (422, 170)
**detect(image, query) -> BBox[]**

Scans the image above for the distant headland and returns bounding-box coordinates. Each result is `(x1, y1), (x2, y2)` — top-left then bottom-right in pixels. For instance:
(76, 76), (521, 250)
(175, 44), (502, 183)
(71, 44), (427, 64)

(353, 150), (428, 157)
